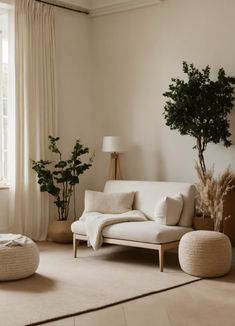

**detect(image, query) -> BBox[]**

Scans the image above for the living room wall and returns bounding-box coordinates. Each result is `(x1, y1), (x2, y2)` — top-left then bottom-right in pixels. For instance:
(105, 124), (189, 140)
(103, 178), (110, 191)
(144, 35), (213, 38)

(55, 8), (99, 216)
(2, 0), (235, 227)
(91, 0), (235, 183)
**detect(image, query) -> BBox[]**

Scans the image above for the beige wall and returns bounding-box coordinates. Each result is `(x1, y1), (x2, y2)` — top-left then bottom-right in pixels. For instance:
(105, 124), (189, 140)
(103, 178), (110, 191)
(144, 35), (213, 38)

(55, 8), (98, 217)
(91, 0), (235, 183)
(2, 0), (235, 224)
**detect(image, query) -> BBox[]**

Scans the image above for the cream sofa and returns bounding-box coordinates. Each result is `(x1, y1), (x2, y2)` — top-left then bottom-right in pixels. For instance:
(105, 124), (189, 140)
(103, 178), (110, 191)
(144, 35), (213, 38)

(71, 180), (195, 272)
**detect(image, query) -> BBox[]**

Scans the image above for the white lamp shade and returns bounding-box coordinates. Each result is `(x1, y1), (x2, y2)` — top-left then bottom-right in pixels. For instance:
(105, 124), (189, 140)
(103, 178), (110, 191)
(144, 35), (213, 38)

(102, 136), (125, 153)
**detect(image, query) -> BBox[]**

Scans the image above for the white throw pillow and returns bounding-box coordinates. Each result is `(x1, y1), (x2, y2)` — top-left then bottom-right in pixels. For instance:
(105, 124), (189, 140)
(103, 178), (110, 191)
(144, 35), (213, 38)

(83, 190), (135, 214)
(153, 194), (183, 226)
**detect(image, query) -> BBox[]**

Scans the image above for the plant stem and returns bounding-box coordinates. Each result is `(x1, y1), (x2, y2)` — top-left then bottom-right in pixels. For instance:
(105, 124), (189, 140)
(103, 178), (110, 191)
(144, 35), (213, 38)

(73, 185), (76, 221)
(197, 137), (206, 175)
(65, 182), (68, 219)
(66, 185), (73, 219)
(57, 205), (61, 221)
(66, 195), (70, 219)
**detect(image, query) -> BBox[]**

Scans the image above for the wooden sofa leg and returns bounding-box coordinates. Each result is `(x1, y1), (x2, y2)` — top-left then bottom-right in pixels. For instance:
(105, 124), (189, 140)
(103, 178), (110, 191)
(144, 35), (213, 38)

(73, 234), (79, 258)
(159, 246), (164, 272)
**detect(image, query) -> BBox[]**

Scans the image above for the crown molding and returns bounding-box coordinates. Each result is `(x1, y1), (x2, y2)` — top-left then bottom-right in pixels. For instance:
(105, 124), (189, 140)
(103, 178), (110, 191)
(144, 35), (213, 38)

(90, 0), (163, 17)
(39, 0), (90, 13)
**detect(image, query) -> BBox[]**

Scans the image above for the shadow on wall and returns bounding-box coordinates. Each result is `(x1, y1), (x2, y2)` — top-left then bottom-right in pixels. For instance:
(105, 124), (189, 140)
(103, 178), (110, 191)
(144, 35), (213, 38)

(154, 148), (166, 181)
(122, 144), (144, 180)
(122, 143), (166, 181)
(72, 149), (110, 218)
(230, 109), (235, 144)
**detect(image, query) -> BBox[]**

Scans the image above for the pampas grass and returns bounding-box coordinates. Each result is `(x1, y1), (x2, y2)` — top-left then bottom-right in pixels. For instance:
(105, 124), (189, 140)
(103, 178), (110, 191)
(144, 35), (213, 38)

(195, 162), (234, 232)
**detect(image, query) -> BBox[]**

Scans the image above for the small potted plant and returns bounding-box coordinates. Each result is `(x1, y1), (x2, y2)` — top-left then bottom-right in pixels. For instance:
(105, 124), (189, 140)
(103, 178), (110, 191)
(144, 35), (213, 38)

(32, 136), (93, 242)
(163, 62), (235, 232)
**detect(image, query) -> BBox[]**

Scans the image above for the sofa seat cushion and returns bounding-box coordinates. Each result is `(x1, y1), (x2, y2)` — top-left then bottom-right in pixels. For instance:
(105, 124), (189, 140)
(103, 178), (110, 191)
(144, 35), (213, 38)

(71, 220), (193, 244)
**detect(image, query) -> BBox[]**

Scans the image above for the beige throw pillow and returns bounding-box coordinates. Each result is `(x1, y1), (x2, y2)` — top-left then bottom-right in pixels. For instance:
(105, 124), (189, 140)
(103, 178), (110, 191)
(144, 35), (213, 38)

(84, 190), (135, 214)
(153, 194), (183, 226)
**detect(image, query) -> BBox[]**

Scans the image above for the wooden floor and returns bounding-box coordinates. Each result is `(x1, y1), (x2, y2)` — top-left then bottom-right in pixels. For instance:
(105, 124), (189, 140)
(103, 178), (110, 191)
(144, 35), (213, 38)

(43, 254), (235, 326)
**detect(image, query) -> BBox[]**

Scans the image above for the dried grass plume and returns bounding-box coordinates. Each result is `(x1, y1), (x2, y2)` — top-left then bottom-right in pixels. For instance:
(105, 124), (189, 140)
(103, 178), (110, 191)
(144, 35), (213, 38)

(195, 162), (235, 232)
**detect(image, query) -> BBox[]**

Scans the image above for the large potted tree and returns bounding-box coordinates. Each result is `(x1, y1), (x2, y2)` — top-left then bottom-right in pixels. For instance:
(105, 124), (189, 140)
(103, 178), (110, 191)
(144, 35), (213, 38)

(32, 136), (93, 242)
(163, 62), (235, 233)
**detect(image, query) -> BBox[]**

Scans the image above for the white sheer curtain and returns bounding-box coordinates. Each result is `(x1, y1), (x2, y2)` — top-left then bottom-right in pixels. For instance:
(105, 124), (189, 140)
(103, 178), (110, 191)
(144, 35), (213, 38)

(9, 0), (57, 240)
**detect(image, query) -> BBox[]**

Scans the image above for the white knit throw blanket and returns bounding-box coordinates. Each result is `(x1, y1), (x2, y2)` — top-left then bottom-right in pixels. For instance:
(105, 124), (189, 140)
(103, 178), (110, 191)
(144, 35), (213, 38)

(83, 210), (147, 250)
(0, 234), (28, 247)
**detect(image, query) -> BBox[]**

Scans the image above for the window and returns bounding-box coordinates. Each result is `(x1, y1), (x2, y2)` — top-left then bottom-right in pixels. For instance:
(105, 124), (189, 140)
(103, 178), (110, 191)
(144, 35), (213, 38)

(0, 3), (14, 186)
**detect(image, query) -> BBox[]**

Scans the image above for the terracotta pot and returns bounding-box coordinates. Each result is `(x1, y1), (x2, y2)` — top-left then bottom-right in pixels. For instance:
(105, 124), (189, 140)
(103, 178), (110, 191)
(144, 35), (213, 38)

(193, 216), (214, 231)
(48, 220), (73, 243)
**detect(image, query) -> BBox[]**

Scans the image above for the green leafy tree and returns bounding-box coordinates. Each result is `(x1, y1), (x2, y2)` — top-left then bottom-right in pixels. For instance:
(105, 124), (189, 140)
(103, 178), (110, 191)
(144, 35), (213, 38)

(32, 136), (93, 220)
(163, 62), (235, 175)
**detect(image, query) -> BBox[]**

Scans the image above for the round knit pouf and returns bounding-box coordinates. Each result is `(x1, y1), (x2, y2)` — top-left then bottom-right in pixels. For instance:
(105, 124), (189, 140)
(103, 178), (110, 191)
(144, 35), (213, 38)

(0, 234), (39, 281)
(179, 231), (232, 277)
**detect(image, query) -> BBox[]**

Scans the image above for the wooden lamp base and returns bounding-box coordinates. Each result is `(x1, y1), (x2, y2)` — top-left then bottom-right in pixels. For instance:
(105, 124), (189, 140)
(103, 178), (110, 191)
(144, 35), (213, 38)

(108, 152), (122, 180)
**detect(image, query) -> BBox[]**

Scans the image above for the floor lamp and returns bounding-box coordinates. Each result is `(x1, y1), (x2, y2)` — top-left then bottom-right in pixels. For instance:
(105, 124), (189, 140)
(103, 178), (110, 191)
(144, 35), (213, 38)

(102, 136), (125, 180)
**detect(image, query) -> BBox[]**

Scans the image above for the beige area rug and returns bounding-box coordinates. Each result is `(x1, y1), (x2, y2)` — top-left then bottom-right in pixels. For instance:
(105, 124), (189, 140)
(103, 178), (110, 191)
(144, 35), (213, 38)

(0, 242), (200, 326)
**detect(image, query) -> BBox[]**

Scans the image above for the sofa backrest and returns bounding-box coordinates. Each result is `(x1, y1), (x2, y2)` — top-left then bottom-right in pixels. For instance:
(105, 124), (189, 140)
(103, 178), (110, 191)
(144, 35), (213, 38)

(104, 180), (195, 227)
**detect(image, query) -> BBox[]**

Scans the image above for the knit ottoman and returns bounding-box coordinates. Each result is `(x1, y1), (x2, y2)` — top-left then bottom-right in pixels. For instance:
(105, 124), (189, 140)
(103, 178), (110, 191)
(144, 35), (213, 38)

(0, 234), (39, 281)
(179, 230), (232, 277)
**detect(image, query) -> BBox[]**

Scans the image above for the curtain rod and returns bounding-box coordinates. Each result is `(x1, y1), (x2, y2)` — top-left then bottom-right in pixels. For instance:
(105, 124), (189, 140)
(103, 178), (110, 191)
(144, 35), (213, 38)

(36, 0), (89, 15)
